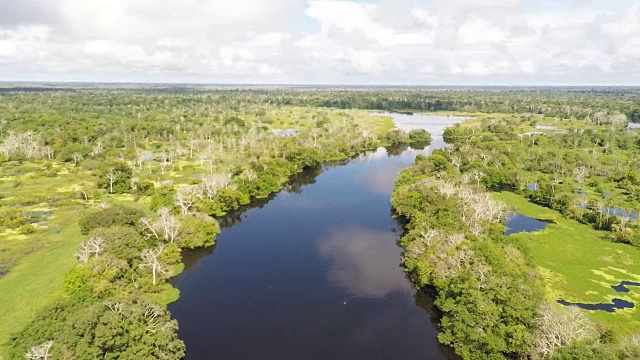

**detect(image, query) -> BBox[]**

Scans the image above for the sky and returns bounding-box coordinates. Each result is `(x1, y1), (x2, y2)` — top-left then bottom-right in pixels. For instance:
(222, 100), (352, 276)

(0, 0), (639, 85)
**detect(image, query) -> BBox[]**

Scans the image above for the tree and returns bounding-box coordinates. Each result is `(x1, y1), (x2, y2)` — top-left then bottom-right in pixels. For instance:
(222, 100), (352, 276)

(106, 169), (120, 194)
(177, 215), (220, 248)
(79, 206), (145, 235)
(198, 173), (234, 200)
(408, 129), (432, 146)
(175, 186), (197, 216)
(71, 152), (83, 166)
(25, 340), (53, 360)
(98, 162), (133, 194)
(156, 207), (180, 243)
(469, 169), (485, 187)
(140, 207), (181, 243)
(9, 297), (185, 359)
(75, 237), (106, 264)
(139, 245), (170, 285)
(384, 129), (410, 146)
(574, 165), (588, 188)
(531, 303), (598, 359)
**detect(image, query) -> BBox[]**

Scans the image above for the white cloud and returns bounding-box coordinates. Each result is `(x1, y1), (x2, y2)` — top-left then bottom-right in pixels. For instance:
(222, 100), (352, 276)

(0, 0), (638, 84)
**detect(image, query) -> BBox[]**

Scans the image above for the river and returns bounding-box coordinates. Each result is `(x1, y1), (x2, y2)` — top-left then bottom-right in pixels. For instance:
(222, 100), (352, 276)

(168, 113), (468, 359)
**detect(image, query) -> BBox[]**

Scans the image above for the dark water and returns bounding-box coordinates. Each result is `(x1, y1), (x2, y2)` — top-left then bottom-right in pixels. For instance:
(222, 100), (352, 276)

(504, 213), (549, 236)
(557, 298), (634, 313)
(169, 115), (465, 360)
(612, 281), (640, 293)
(557, 281), (640, 313)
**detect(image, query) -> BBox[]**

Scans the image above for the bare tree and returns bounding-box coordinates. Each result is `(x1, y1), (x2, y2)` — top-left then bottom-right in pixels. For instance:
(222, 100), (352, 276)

(242, 169), (257, 184)
(198, 173), (235, 200)
(573, 165), (588, 188)
(438, 181), (457, 198)
(406, 229), (439, 258)
(156, 207), (180, 242)
(75, 237), (106, 264)
(72, 152), (83, 166)
(105, 169), (121, 194)
(43, 146), (54, 160)
(188, 137), (199, 159)
(454, 186), (506, 236)
(451, 155), (461, 171)
(92, 140), (104, 156)
(25, 340), (54, 360)
(130, 177), (139, 193)
(139, 217), (159, 240)
(531, 303), (598, 359)
(575, 196), (589, 220)
(469, 170), (485, 187)
(139, 245), (170, 286)
(75, 185), (89, 201)
(175, 186), (197, 216)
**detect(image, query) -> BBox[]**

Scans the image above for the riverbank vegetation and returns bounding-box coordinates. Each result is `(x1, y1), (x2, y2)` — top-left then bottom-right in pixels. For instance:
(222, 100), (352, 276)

(392, 101), (640, 359)
(4, 85), (640, 358)
(0, 88), (400, 358)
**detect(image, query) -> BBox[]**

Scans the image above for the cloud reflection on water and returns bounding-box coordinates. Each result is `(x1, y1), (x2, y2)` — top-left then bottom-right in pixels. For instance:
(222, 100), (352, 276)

(318, 226), (412, 299)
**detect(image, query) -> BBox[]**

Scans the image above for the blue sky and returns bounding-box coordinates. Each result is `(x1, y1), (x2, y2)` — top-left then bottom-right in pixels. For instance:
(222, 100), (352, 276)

(0, 0), (639, 84)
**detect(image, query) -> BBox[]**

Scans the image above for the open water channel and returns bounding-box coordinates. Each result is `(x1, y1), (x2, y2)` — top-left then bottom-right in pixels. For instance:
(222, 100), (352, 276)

(168, 113), (468, 359)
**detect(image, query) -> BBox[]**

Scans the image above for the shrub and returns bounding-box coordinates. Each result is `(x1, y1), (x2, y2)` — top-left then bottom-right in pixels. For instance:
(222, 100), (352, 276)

(178, 215), (220, 249)
(408, 129), (432, 146)
(79, 206), (145, 235)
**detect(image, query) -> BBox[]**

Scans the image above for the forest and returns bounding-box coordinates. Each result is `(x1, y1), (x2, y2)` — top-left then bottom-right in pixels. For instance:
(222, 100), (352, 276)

(0, 86), (431, 358)
(2, 85), (640, 359)
(392, 104), (640, 358)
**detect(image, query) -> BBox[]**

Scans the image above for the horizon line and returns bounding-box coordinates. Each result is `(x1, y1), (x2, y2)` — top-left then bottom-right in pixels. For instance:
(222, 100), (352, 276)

(1, 80), (640, 88)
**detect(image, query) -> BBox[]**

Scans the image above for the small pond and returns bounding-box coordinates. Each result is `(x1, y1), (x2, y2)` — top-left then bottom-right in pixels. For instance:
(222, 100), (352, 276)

(611, 281), (640, 293)
(557, 298), (634, 313)
(272, 129), (297, 137)
(504, 213), (549, 236)
(558, 280), (640, 313)
(27, 210), (53, 218)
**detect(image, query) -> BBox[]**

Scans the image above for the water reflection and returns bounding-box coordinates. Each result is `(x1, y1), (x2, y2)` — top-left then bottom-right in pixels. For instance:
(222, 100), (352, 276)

(385, 144), (410, 156)
(217, 164), (325, 229)
(169, 113), (469, 360)
(181, 245), (216, 272)
(318, 226), (411, 300)
(372, 112), (472, 137)
(504, 213), (549, 236)
(354, 147), (433, 196)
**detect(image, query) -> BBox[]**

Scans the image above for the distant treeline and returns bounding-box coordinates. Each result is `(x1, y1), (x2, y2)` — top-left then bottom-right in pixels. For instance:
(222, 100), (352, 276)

(2, 86), (638, 122)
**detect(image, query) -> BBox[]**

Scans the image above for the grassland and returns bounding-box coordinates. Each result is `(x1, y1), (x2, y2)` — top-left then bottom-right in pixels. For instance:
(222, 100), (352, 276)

(495, 191), (640, 334)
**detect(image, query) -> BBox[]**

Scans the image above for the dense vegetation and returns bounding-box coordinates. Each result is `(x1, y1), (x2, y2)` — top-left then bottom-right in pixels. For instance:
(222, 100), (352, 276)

(0, 88), (399, 358)
(392, 107), (640, 359)
(392, 154), (545, 359)
(443, 117), (640, 245)
(4, 85), (640, 358)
